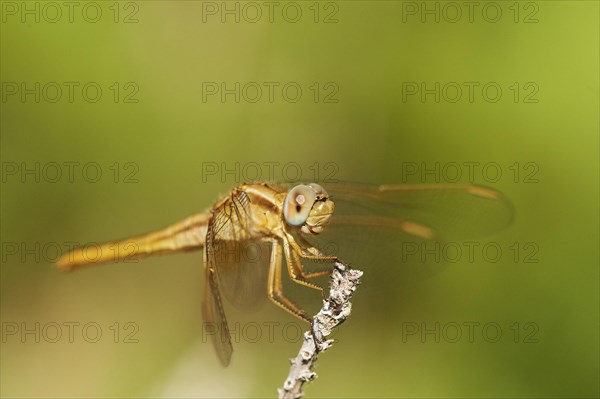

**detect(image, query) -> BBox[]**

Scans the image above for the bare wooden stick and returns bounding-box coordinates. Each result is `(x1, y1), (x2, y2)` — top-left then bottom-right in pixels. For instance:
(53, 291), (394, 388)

(278, 262), (363, 399)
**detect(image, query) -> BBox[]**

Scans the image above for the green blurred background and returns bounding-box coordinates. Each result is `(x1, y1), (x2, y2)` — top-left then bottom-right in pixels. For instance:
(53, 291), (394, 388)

(1, 1), (598, 398)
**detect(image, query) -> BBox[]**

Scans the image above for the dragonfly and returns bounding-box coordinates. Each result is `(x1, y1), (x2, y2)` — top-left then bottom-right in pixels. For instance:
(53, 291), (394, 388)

(57, 182), (513, 366)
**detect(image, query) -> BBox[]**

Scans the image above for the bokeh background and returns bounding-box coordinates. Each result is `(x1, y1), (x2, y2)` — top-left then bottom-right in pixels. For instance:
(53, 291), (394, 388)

(1, 1), (598, 398)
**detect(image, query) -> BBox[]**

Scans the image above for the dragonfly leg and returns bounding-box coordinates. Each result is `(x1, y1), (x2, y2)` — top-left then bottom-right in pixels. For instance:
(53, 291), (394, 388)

(285, 234), (339, 279)
(267, 239), (311, 323)
(282, 238), (326, 290)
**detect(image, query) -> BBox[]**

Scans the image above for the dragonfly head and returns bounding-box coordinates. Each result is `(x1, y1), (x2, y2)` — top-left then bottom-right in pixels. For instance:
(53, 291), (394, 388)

(283, 183), (334, 235)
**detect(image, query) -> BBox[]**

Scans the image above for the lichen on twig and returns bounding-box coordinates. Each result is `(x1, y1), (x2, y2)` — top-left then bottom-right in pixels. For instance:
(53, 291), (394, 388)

(278, 262), (363, 399)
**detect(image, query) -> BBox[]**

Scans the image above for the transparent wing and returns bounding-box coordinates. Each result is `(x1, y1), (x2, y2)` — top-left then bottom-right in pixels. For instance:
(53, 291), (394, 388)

(210, 190), (252, 243)
(202, 191), (258, 367)
(212, 239), (270, 312)
(208, 190), (268, 313)
(201, 219), (233, 367)
(303, 183), (514, 290)
(326, 183), (514, 240)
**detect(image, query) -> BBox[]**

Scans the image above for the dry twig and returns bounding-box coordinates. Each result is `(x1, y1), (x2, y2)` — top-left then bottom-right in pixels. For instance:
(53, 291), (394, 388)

(278, 262), (363, 399)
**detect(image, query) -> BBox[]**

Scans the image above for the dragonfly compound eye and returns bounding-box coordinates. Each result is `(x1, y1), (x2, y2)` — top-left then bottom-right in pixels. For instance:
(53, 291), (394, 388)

(307, 182), (328, 200)
(284, 185), (317, 227)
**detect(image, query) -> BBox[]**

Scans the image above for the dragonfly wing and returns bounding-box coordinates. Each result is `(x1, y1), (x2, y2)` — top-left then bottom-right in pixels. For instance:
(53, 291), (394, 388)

(212, 239), (270, 313)
(325, 183), (514, 240)
(205, 189), (269, 316)
(201, 217), (233, 367)
(304, 183), (513, 289)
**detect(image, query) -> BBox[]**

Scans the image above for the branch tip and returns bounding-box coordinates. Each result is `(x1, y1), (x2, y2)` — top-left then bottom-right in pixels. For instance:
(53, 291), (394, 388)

(278, 261), (363, 399)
